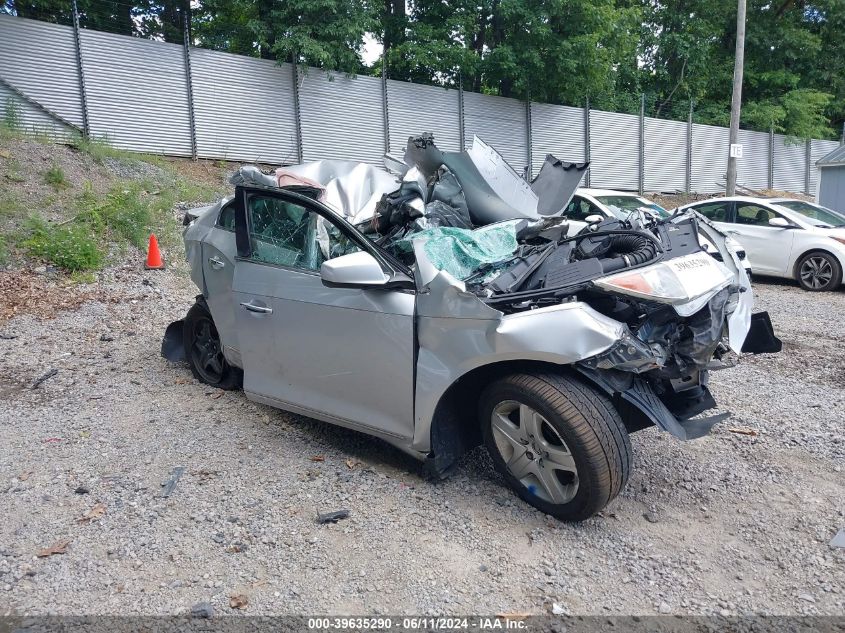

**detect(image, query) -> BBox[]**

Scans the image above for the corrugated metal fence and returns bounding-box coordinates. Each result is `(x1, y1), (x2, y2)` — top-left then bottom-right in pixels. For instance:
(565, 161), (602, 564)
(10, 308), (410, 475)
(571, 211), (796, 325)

(0, 13), (840, 195)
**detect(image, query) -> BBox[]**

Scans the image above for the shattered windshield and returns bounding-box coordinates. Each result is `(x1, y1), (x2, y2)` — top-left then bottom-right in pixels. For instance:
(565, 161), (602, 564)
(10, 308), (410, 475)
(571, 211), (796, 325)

(774, 200), (845, 227)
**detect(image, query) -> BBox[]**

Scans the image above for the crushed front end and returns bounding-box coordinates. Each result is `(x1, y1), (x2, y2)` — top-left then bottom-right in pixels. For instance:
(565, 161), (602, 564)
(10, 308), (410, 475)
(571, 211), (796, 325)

(462, 212), (781, 440)
(357, 133), (781, 442)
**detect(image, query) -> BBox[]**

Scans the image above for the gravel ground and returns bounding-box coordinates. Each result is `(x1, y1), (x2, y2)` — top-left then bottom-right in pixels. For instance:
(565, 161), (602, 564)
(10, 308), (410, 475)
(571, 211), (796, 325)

(0, 263), (843, 617)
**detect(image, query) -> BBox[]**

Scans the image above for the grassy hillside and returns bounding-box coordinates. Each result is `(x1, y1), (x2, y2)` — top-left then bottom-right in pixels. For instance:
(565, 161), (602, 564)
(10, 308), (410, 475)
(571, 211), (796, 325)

(0, 123), (234, 277)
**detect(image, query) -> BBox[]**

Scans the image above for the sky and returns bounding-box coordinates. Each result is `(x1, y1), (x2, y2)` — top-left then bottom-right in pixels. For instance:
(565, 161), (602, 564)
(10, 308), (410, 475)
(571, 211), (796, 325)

(362, 32), (383, 66)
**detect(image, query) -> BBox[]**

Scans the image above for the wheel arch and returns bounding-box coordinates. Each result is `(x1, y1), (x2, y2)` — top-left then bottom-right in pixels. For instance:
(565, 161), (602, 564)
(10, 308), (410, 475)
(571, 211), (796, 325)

(425, 360), (585, 478)
(792, 247), (844, 281)
(424, 359), (654, 479)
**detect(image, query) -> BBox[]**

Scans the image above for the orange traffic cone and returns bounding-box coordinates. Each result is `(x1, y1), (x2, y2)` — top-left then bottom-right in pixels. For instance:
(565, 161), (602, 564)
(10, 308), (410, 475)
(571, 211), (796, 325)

(145, 233), (165, 270)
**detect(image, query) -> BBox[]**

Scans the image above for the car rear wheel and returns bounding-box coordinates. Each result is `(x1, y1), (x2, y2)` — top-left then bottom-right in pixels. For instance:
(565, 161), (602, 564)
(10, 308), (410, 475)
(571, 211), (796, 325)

(183, 302), (242, 390)
(479, 373), (631, 521)
(796, 251), (842, 291)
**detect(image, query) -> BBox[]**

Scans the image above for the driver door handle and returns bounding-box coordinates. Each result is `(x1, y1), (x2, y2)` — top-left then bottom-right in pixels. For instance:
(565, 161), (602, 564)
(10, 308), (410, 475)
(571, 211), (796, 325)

(240, 301), (273, 314)
(208, 256), (225, 270)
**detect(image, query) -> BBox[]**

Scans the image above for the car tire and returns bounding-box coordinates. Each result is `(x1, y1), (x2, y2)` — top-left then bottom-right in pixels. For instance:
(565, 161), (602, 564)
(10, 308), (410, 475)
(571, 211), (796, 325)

(796, 251), (842, 291)
(183, 302), (242, 390)
(479, 372), (631, 522)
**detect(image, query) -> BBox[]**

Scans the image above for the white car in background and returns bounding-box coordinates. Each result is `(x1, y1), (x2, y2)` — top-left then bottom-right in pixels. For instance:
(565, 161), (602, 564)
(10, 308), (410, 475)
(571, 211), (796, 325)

(563, 189), (671, 232)
(564, 189), (752, 276)
(677, 197), (845, 291)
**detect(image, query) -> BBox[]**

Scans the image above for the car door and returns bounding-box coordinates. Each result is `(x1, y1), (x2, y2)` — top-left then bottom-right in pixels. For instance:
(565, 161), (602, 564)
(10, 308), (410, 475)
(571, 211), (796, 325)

(231, 187), (417, 441)
(726, 202), (795, 276)
(202, 200), (241, 363)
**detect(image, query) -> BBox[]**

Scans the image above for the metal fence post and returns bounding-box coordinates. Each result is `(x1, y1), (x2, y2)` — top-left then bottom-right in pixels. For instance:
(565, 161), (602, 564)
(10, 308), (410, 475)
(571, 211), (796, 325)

(458, 75), (465, 150)
(768, 128), (774, 190)
(805, 138), (812, 195)
(381, 63), (390, 155)
(71, 0), (90, 138)
(584, 96), (591, 187)
(525, 98), (532, 181)
(638, 93), (645, 195)
(182, 11), (197, 160)
(291, 58), (303, 163)
(686, 101), (693, 193)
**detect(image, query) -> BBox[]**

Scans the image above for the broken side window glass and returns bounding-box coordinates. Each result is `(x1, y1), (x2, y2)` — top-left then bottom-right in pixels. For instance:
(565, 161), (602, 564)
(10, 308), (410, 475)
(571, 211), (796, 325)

(246, 195), (361, 270)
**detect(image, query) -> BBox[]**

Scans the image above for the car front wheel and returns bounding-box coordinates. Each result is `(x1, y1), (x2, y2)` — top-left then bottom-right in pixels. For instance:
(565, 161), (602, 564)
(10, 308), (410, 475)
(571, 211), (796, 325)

(480, 373), (631, 521)
(796, 251), (842, 291)
(183, 302), (242, 390)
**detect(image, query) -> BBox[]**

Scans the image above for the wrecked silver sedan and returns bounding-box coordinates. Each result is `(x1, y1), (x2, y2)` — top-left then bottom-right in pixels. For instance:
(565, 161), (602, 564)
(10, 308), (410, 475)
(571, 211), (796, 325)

(163, 134), (780, 521)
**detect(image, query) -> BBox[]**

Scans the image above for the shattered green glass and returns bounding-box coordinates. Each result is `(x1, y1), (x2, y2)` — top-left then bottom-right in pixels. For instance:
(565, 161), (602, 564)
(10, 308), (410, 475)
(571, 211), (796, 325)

(402, 220), (520, 280)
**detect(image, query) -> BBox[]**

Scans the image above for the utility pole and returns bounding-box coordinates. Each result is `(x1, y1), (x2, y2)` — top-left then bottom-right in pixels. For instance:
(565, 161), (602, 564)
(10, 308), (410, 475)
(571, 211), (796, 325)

(725, 0), (747, 196)
(71, 0), (90, 138)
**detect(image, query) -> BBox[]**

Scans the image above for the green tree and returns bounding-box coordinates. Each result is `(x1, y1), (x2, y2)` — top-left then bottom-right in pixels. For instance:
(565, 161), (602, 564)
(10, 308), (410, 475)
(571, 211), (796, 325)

(637, 0), (838, 138)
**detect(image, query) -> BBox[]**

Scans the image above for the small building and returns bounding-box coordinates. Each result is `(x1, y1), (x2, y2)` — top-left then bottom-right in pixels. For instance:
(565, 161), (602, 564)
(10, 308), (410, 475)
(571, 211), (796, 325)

(817, 144), (845, 213)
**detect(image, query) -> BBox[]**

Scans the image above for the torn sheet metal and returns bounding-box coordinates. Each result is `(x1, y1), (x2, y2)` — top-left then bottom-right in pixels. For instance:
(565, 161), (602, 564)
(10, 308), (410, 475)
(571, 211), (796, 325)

(531, 155), (590, 215)
(232, 162), (399, 224)
(229, 165), (277, 189)
(695, 215), (752, 352)
(465, 136), (538, 218)
(403, 134), (539, 225)
(283, 160), (400, 223)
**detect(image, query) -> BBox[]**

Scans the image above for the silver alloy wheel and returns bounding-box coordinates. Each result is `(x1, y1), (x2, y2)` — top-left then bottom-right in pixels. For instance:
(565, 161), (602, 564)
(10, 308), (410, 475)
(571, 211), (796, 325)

(490, 400), (579, 504)
(800, 255), (834, 289)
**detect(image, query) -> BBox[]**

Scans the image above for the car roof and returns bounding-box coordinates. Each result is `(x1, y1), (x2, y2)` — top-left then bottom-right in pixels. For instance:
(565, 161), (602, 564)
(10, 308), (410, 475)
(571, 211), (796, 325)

(766, 198), (813, 204)
(577, 188), (642, 197)
(681, 196), (779, 206)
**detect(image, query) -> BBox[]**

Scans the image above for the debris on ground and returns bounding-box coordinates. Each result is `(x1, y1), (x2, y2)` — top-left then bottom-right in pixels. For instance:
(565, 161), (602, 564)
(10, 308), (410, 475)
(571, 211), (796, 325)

(31, 368), (58, 389)
(226, 542), (248, 553)
(36, 539), (71, 557)
(190, 602), (214, 618)
(74, 486), (90, 495)
(0, 271), (117, 325)
(310, 455), (326, 462)
(316, 509), (350, 524)
(229, 593), (249, 609)
(77, 503), (107, 524)
(727, 427), (760, 436)
(160, 466), (186, 498)
(830, 529), (845, 549)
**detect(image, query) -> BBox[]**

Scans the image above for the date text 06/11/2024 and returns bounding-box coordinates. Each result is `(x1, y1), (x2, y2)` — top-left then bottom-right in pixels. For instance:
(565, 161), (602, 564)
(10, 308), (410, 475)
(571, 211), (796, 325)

(307, 617), (528, 630)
